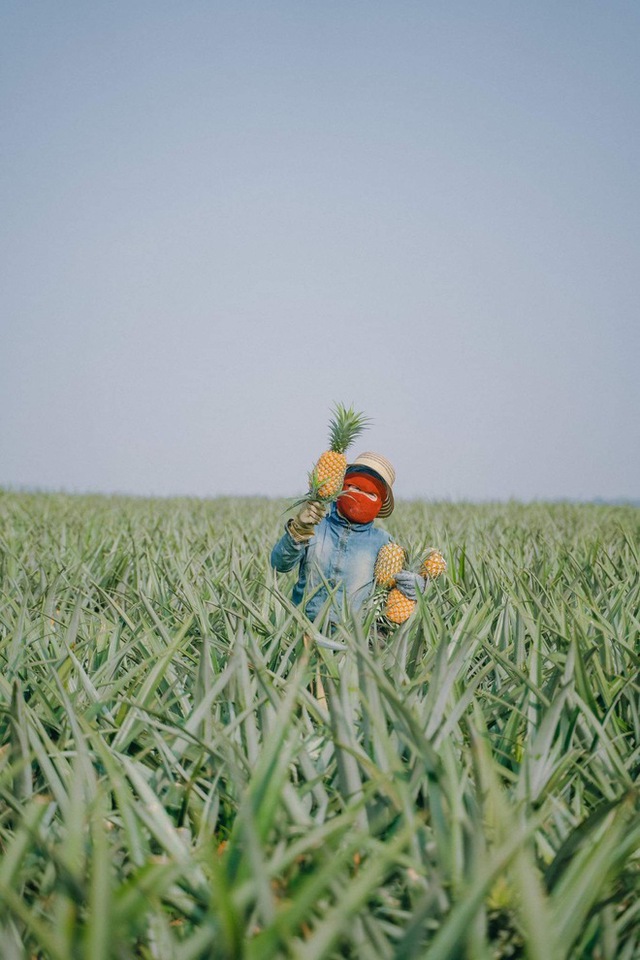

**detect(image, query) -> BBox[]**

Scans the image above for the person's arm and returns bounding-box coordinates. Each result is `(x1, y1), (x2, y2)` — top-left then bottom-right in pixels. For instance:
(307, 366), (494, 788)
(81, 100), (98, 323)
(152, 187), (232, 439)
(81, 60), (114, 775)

(270, 501), (326, 572)
(270, 525), (306, 572)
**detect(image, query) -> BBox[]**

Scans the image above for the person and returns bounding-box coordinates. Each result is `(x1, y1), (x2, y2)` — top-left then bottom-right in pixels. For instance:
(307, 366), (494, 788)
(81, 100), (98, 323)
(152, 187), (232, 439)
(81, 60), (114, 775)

(270, 452), (424, 628)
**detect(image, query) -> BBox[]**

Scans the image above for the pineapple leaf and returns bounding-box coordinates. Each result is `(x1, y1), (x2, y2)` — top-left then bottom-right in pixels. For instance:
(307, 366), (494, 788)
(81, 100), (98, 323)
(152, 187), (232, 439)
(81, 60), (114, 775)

(327, 403), (371, 454)
(285, 469), (343, 514)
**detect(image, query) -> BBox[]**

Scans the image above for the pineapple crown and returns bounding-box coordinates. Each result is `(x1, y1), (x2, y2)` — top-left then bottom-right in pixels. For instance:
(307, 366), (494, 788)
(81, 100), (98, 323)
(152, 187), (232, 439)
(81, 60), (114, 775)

(327, 403), (371, 454)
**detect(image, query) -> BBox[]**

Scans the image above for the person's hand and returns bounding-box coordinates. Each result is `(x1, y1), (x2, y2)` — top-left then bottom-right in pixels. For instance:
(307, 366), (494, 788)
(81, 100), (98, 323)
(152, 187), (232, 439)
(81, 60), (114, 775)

(289, 500), (326, 541)
(296, 501), (326, 528)
(394, 571), (428, 602)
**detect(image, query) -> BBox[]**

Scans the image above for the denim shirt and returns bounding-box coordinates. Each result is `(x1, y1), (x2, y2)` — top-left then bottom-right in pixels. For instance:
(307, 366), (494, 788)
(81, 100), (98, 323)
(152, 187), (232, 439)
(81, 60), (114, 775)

(270, 503), (392, 623)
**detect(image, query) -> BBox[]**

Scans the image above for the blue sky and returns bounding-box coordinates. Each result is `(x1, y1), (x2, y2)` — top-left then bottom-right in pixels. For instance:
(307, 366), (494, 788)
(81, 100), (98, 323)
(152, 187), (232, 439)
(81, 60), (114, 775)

(2, 1), (639, 501)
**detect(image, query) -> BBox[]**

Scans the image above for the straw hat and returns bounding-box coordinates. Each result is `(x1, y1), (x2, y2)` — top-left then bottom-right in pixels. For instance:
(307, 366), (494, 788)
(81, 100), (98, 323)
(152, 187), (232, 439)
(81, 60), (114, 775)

(346, 451), (395, 517)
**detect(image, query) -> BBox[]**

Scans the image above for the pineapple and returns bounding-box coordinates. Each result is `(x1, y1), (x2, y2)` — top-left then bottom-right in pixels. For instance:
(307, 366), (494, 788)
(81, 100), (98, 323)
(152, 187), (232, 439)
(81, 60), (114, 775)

(374, 542), (406, 587)
(383, 548), (446, 624)
(311, 404), (370, 500)
(385, 588), (416, 624)
(376, 543), (415, 623)
(420, 549), (447, 579)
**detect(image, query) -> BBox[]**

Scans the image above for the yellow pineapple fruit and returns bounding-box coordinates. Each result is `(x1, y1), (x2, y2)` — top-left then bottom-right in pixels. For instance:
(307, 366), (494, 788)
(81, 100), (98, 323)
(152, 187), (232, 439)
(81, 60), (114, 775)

(420, 549), (447, 579)
(376, 542), (416, 623)
(312, 404), (370, 500)
(385, 588), (416, 624)
(382, 548), (446, 624)
(374, 542), (406, 587)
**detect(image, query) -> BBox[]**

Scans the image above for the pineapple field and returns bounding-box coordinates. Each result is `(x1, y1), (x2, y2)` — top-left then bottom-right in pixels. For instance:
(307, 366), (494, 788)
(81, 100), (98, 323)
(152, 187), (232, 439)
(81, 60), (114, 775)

(0, 490), (638, 960)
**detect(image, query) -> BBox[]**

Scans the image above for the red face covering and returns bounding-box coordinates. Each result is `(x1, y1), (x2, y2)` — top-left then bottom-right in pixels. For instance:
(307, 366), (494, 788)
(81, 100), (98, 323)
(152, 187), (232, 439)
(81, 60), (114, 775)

(337, 472), (386, 524)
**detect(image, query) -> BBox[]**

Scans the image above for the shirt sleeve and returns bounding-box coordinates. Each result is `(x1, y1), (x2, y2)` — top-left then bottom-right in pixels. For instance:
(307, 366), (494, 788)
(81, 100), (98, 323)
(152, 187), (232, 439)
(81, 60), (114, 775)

(270, 524), (308, 572)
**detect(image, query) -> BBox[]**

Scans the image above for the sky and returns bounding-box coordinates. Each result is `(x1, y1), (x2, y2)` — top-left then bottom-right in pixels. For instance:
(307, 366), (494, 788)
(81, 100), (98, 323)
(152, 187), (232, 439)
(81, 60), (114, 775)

(2, 1), (639, 502)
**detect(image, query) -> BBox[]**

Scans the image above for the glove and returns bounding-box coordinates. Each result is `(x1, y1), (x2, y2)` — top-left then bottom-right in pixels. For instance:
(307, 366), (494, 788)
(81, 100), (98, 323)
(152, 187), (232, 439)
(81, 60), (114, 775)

(288, 500), (326, 541)
(394, 571), (428, 602)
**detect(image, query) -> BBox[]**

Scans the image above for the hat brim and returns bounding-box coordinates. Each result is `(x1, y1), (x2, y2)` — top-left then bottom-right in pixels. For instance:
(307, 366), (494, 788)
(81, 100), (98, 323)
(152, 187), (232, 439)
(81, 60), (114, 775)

(378, 489), (394, 518)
